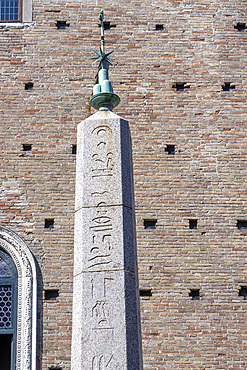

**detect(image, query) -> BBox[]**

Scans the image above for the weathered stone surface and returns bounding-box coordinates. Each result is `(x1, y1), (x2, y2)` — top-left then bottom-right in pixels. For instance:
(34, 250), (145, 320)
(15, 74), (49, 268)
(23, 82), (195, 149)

(75, 111), (134, 211)
(72, 111), (142, 369)
(74, 205), (137, 275)
(72, 270), (141, 370)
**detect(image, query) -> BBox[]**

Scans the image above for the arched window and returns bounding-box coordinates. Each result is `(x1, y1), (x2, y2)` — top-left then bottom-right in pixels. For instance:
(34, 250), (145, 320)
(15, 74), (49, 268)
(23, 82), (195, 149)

(0, 225), (37, 370)
(0, 248), (17, 370)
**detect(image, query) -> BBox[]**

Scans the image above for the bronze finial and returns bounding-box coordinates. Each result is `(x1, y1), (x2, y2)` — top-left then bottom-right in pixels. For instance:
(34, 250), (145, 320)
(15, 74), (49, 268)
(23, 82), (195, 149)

(89, 10), (120, 111)
(92, 10), (113, 69)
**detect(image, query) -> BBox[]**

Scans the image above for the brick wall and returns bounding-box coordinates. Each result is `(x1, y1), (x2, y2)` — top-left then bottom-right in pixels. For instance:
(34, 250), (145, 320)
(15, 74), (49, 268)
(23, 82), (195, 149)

(0, 0), (246, 368)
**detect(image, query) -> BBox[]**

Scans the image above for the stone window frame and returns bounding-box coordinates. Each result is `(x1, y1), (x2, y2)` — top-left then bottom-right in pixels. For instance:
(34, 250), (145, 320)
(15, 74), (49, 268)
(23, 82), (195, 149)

(0, 0), (32, 23)
(0, 225), (37, 370)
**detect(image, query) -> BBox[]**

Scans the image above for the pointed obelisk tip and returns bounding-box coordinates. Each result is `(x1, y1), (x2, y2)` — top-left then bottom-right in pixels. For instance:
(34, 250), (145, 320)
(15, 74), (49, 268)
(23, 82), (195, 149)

(89, 10), (120, 111)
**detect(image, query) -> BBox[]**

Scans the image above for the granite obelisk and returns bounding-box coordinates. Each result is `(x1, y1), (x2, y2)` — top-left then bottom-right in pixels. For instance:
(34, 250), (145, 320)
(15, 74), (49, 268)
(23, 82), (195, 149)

(71, 11), (143, 369)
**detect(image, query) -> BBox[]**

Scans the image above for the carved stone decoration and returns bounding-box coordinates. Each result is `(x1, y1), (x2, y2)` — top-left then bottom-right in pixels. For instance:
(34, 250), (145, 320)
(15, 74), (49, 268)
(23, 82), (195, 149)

(0, 225), (37, 370)
(72, 110), (143, 369)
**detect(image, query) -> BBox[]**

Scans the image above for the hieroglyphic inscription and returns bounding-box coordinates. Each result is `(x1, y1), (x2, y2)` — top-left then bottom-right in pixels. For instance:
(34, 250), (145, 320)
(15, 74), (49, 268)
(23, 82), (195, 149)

(92, 354), (113, 370)
(91, 276), (114, 300)
(91, 274), (115, 368)
(91, 125), (114, 178)
(88, 190), (114, 271)
(89, 130), (115, 367)
(91, 274), (114, 330)
(92, 301), (108, 326)
(88, 205), (113, 270)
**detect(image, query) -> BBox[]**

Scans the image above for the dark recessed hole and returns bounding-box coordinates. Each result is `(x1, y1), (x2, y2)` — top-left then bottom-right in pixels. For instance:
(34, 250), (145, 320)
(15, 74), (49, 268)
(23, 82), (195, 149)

(239, 287), (247, 299)
(234, 22), (246, 31)
(222, 82), (235, 91)
(237, 220), (247, 229)
(173, 82), (190, 91)
(165, 145), (175, 155)
(45, 289), (59, 301)
(189, 289), (200, 300)
(45, 9), (61, 13)
(189, 219), (198, 229)
(56, 20), (70, 29)
(144, 220), (157, 229)
(45, 219), (54, 229)
(25, 82), (33, 90)
(23, 144), (32, 151)
(140, 288), (152, 297)
(48, 366), (62, 370)
(103, 21), (111, 30)
(72, 144), (77, 155)
(155, 24), (164, 31)
(98, 21), (116, 30)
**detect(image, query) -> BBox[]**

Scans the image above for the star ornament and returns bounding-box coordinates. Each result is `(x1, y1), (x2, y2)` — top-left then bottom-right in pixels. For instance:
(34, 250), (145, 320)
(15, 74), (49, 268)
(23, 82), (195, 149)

(92, 48), (113, 67)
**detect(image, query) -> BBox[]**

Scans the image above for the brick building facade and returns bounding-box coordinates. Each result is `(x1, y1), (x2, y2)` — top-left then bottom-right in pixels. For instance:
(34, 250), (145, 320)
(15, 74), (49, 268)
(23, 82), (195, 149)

(0, 0), (246, 368)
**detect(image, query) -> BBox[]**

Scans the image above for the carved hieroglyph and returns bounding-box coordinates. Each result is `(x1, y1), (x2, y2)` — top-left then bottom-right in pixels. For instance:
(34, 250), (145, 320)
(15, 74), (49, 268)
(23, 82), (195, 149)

(0, 225), (37, 370)
(72, 110), (143, 369)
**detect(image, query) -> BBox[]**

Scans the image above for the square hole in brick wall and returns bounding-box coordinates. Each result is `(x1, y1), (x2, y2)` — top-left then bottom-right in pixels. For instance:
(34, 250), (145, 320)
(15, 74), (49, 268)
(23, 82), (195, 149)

(140, 288), (152, 297)
(155, 24), (164, 30)
(25, 82), (33, 90)
(56, 20), (70, 29)
(144, 220), (157, 229)
(72, 144), (77, 154)
(49, 366), (63, 370)
(234, 22), (246, 31)
(45, 289), (59, 300)
(189, 219), (198, 229)
(45, 219), (54, 229)
(222, 82), (235, 91)
(165, 145), (175, 155)
(239, 287), (247, 299)
(23, 144), (32, 151)
(98, 21), (116, 30)
(103, 21), (111, 30)
(189, 289), (200, 300)
(237, 220), (247, 229)
(173, 82), (190, 91)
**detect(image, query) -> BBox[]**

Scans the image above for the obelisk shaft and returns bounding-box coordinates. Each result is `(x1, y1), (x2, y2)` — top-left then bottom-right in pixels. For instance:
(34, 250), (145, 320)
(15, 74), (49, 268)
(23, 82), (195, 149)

(71, 110), (143, 369)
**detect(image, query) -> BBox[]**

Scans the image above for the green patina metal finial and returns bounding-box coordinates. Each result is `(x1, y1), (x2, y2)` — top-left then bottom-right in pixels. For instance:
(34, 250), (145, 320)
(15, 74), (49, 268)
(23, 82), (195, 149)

(89, 10), (120, 111)
(92, 10), (113, 69)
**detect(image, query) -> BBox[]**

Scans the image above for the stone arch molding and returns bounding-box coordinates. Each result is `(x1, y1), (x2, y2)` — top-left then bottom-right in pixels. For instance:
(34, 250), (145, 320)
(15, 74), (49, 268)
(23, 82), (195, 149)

(0, 225), (37, 370)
